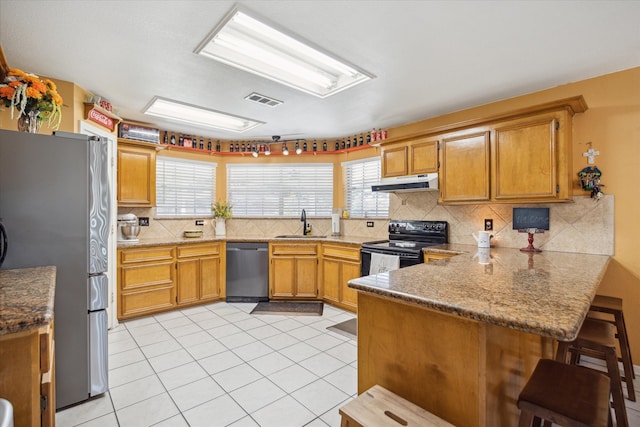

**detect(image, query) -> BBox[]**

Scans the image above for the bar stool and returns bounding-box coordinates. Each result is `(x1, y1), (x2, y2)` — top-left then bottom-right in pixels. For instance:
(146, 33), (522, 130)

(556, 318), (629, 427)
(589, 294), (636, 401)
(517, 358), (611, 427)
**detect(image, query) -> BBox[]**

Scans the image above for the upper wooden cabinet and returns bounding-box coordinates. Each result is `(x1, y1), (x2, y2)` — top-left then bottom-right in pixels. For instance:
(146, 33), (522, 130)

(440, 110), (571, 204)
(440, 130), (491, 203)
(380, 96), (586, 204)
(491, 113), (563, 201)
(381, 137), (439, 178)
(117, 140), (160, 207)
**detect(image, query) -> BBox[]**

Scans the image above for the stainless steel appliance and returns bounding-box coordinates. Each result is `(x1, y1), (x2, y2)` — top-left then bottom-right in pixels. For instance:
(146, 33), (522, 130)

(361, 220), (448, 276)
(226, 242), (269, 302)
(0, 129), (110, 408)
(371, 173), (439, 193)
(117, 213), (140, 242)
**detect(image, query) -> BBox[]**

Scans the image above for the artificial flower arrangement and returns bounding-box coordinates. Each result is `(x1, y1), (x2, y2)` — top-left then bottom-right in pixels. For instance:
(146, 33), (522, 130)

(0, 68), (63, 129)
(211, 200), (233, 220)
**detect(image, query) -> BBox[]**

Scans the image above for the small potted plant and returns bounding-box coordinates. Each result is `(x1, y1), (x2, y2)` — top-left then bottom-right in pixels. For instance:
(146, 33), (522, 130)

(211, 200), (232, 236)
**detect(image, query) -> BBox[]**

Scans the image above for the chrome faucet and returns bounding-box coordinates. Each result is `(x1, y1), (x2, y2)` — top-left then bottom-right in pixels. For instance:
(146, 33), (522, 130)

(301, 209), (307, 235)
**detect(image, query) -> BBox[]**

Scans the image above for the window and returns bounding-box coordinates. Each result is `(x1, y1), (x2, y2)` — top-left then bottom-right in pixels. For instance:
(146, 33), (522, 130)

(344, 158), (389, 218)
(227, 163), (333, 217)
(156, 157), (216, 217)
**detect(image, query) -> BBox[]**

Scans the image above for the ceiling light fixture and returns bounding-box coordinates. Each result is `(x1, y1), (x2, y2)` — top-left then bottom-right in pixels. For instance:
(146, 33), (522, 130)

(295, 142), (302, 155)
(195, 7), (374, 98)
(143, 96), (264, 133)
(282, 144), (289, 156)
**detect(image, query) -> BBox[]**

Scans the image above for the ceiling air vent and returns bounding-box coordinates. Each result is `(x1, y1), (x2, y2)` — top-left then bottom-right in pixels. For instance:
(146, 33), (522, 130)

(244, 92), (283, 108)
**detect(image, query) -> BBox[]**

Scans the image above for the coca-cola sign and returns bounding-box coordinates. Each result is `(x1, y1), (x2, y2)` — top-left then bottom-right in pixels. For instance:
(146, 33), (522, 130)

(87, 108), (115, 131)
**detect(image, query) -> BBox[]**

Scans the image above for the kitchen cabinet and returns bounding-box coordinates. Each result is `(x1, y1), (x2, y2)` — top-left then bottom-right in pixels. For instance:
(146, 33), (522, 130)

(269, 242), (318, 299)
(117, 139), (159, 207)
(117, 245), (176, 319)
(381, 136), (439, 178)
(176, 242), (225, 306)
(440, 130), (491, 203)
(439, 109), (576, 204)
(423, 251), (458, 263)
(320, 243), (361, 312)
(0, 322), (55, 427)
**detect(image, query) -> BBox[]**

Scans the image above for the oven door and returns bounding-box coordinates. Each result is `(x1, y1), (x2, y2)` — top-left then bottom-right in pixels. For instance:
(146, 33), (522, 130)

(360, 247), (422, 276)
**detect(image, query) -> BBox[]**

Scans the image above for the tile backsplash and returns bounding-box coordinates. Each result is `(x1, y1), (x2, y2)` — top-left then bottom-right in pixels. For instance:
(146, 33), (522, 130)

(120, 193), (613, 256)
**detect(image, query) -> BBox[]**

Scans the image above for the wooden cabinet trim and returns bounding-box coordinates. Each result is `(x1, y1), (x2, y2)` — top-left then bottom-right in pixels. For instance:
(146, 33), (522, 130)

(119, 246), (174, 264)
(177, 243), (221, 258)
(378, 95), (587, 146)
(270, 243), (318, 256)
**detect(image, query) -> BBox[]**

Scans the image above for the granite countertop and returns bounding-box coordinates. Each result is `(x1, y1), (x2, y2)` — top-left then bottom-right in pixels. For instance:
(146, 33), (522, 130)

(0, 266), (56, 336)
(349, 244), (611, 341)
(118, 235), (374, 248)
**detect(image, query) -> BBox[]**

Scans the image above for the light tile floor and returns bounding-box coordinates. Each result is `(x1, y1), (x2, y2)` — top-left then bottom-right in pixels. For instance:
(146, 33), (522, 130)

(56, 302), (357, 427)
(55, 301), (640, 427)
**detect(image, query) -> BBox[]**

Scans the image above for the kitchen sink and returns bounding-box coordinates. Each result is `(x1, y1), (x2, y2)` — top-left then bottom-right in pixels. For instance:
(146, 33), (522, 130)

(275, 235), (327, 238)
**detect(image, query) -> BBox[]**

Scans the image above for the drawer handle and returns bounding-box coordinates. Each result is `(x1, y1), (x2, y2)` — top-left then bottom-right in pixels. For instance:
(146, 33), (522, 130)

(384, 410), (408, 426)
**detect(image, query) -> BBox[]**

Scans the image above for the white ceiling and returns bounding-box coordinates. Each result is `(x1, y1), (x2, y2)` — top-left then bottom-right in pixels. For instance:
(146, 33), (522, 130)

(1, 1), (639, 141)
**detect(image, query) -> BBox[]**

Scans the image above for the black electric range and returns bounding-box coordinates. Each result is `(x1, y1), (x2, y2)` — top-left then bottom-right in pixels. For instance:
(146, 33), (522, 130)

(360, 220), (449, 275)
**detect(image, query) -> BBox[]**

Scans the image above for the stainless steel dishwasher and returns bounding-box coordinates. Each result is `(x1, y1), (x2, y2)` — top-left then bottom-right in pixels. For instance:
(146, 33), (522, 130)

(226, 242), (269, 302)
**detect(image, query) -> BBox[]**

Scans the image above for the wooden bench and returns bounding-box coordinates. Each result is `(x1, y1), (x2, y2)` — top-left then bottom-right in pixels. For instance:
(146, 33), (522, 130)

(339, 385), (455, 427)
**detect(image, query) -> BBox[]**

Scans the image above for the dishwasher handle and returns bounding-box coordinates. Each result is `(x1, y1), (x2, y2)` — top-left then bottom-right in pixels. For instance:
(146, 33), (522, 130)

(227, 247), (268, 251)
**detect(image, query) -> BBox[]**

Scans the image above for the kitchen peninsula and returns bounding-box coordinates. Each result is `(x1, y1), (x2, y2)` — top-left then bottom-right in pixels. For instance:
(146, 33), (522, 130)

(348, 245), (611, 427)
(0, 266), (56, 427)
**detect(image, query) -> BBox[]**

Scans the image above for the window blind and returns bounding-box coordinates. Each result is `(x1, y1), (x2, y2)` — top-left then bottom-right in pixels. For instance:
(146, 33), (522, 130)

(156, 157), (216, 217)
(344, 158), (389, 218)
(227, 163), (333, 217)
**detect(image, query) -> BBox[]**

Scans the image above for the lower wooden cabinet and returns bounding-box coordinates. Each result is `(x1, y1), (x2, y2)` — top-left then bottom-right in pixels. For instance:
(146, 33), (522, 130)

(423, 251), (459, 263)
(176, 242), (225, 306)
(0, 321), (55, 427)
(269, 242), (318, 299)
(118, 242), (226, 320)
(320, 243), (361, 312)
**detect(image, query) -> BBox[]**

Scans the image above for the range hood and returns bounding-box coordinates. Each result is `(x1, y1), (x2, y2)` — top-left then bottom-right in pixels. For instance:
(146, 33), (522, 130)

(372, 173), (439, 193)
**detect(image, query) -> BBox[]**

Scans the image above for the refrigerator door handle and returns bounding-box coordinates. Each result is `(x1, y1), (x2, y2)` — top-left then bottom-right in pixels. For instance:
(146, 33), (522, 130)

(88, 274), (108, 311)
(89, 310), (108, 396)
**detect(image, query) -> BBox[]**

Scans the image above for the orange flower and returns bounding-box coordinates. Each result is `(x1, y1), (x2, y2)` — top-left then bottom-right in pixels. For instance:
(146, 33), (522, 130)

(8, 69), (26, 77)
(0, 86), (15, 98)
(44, 79), (57, 91)
(26, 87), (43, 99)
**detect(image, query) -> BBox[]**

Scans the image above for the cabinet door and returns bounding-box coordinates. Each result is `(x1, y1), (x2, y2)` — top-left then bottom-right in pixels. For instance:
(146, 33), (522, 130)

(117, 144), (156, 207)
(176, 259), (199, 305)
(200, 255), (221, 301)
(440, 131), (490, 203)
(295, 257), (318, 298)
(270, 257), (296, 298)
(492, 115), (558, 200)
(381, 145), (408, 178)
(322, 258), (341, 304)
(341, 261), (361, 310)
(410, 139), (438, 175)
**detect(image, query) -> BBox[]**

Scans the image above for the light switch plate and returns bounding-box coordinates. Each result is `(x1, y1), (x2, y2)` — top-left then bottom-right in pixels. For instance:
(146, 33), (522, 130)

(195, 220), (204, 226)
(138, 217), (150, 226)
(366, 221), (374, 227)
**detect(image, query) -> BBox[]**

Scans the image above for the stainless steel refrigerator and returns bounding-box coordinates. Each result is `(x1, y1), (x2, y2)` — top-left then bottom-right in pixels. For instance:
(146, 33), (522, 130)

(0, 129), (110, 409)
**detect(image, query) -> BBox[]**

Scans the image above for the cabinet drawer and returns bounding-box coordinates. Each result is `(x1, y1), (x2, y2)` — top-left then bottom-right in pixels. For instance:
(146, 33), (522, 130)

(177, 243), (221, 258)
(120, 262), (174, 291)
(321, 244), (360, 261)
(270, 243), (318, 256)
(120, 246), (174, 264)
(120, 285), (174, 317)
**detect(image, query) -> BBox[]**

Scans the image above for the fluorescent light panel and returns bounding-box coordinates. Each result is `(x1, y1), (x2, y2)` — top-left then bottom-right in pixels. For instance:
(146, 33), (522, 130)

(143, 97), (263, 133)
(196, 8), (373, 98)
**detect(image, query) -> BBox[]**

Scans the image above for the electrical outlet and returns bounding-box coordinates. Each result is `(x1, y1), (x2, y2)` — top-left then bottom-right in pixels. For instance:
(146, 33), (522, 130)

(195, 220), (204, 226)
(366, 221), (374, 227)
(484, 219), (493, 231)
(138, 217), (150, 226)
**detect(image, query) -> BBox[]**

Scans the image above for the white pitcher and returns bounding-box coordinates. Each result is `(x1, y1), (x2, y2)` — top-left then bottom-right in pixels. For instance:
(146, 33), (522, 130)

(472, 231), (493, 248)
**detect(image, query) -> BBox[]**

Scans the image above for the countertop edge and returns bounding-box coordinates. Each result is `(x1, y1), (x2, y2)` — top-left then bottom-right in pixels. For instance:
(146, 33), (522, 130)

(0, 266), (56, 336)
